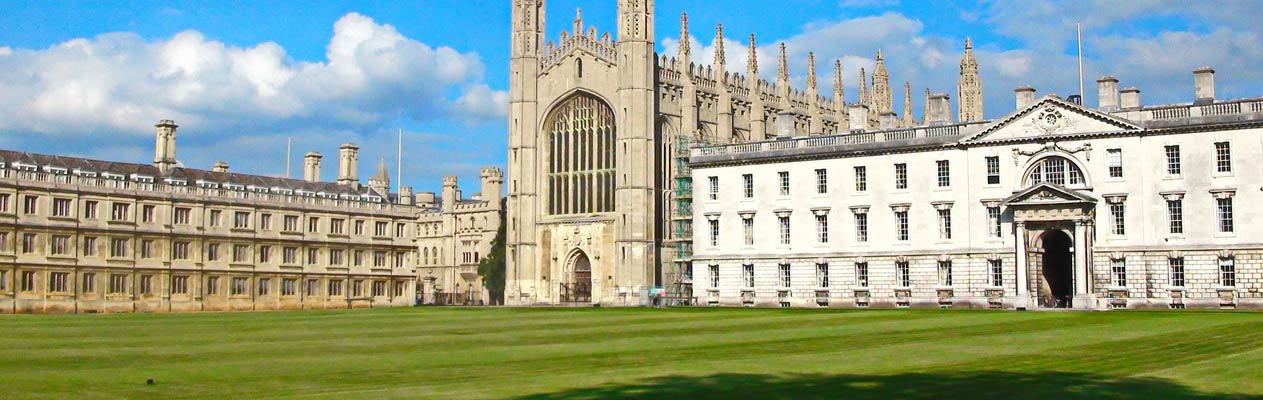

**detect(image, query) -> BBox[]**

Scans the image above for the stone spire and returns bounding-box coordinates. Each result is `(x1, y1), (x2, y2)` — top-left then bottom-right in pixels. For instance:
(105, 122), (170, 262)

(859, 68), (869, 106)
(806, 52), (817, 91)
(958, 37), (984, 122)
(924, 87), (932, 123)
(368, 156), (391, 194)
(777, 42), (789, 84)
(713, 24), (725, 67)
(833, 60), (845, 106)
(747, 34), (758, 76)
(678, 12), (690, 59)
(902, 81), (915, 127)
(871, 50), (892, 114)
(573, 8), (583, 35)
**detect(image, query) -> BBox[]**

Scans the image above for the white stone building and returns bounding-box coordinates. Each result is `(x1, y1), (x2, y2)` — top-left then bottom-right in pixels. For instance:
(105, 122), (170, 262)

(691, 69), (1263, 310)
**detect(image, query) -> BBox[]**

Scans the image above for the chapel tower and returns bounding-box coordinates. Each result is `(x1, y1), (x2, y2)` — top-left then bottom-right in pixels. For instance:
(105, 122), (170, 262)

(958, 38), (984, 122)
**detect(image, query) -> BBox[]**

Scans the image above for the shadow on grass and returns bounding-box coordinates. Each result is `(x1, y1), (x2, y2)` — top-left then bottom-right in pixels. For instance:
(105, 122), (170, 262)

(516, 371), (1260, 400)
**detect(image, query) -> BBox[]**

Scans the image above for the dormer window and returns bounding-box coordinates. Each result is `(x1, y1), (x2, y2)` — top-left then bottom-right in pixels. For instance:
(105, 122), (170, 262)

(102, 172), (126, 180)
(164, 178), (187, 186)
(196, 180), (219, 189)
(44, 166), (68, 174)
(130, 174), (154, 183)
(75, 170), (98, 178)
(13, 162), (36, 172)
(225, 183), (245, 191)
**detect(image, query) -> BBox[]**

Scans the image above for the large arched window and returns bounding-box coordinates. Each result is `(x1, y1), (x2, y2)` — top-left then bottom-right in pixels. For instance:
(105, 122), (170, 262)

(1024, 156), (1086, 187)
(545, 93), (616, 215)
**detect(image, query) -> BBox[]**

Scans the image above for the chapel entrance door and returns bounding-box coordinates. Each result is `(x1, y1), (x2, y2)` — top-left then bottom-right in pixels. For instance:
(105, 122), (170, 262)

(1039, 230), (1074, 308)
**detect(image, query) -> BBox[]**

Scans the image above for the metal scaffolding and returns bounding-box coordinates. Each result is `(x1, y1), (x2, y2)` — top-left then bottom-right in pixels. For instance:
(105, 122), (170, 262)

(664, 134), (704, 306)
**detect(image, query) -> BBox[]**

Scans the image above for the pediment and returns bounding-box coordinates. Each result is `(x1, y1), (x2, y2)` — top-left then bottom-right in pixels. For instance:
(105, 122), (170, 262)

(1004, 183), (1096, 207)
(965, 95), (1141, 143)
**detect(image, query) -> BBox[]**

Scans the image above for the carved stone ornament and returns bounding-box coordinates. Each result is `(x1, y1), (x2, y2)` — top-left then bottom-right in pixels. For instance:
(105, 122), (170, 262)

(1029, 106), (1076, 135)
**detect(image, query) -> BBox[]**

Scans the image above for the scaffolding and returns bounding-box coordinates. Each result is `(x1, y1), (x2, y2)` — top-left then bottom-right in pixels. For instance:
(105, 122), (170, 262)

(664, 134), (705, 306)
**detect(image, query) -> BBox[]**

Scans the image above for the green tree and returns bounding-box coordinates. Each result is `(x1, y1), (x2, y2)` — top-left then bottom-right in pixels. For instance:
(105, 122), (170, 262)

(478, 198), (507, 305)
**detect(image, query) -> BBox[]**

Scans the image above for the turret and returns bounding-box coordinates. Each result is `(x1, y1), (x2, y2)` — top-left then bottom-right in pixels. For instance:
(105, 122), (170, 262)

(368, 157), (391, 195)
(337, 143), (359, 186)
(211, 161), (229, 173)
(441, 176), (458, 212)
(957, 38), (984, 122)
(871, 50), (892, 115)
(481, 167), (504, 208)
(153, 120), (178, 174)
(303, 152), (322, 182)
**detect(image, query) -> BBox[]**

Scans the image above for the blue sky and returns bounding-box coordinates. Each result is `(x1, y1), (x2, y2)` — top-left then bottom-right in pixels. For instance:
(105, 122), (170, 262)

(0, 0), (1258, 194)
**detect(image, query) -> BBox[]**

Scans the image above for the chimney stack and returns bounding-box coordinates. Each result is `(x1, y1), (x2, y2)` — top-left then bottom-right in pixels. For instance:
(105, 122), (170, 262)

(878, 112), (898, 130)
(337, 143), (359, 185)
(303, 152), (322, 182)
(926, 93), (952, 125)
(1015, 86), (1036, 110)
(847, 104), (870, 132)
(415, 192), (436, 208)
(398, 186), (414, 206)
(441, 176), (458, 212)
(1120, 87), (1141, 109)
(1193, 66), (1215, 104)
(153, 120), (178, 174)
(1097, 76), (1119, 111)
(212, 162), (229, 173)
(776, 111), (799, 138)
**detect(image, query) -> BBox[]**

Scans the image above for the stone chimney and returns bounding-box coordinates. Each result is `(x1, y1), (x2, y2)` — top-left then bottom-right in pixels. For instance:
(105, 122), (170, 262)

(847, 104), (869, 132)
(415, 192), (437, 208)
(441, 176), (458, 212)
(926, 93), (952, 125)
(398, 186), (414, 206)
(211, 162), (229, 173)
(1015, 86), (1036, 110)
(337, 143), (359, 185)
(1194, 66), (1215, 104)
(878, 112), (898, 130)
(303, 152), (322, 182)
(775, 111), (799, 138)
(153, 120), (178, 174)
(1097, 76), (1119, 111)
(1120, 87), (1141, 109)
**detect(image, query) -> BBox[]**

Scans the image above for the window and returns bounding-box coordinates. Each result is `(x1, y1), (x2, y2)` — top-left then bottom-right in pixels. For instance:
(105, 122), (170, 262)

(174, 208), (190, 225)
(989, 259), (1003, 287)
(854, 214), (868, 243)
(283, 247), (297, 264)
(283, 215), (299, 232)
(308, 217), (320, 233)
(49, 272), (68, 293)
(816, 214), (829, 243)
(778, 216), (790, 245)
(896, 262), (910, 287)
(708, 176), (718, 200)
(82, 272), (95, 293)
(708, 219), (719, 246)
(139, 275), (153, 295)
(1164, 145), (1181, 175)
(395, 281), (406, 297)
(778, 264), (791, 287)
(257, 278), (270, 296)
(142, 205), (155, 223)
(110, 238), (128, 258)
(1111, 259), (1127, 287)
(352, 280), (363, 297)
(140, 240), (154, 259)
(0, 232), (6, 252)
(109, 274), (127, 294)
(1167, 199), (1183, 235)
(209, 210), (222, 227)
(1107, 149), (1123, 178)
(307, 248), (319, 264)
(895, 211), (909, 241)
(936, 160), (950, 187)
(1025, 157), (1084, 187)
(51, 235), (69, 255)
(742, 174), (753, 198)
(894, 163), (907, 189)
(306, 279), (319, 296)
(1110, 202), (1126, 235)
(21, 233), (35, 254)
(82, 237), (96, 256)
(22, 195), (37, 215)
(372, 281), (386, 297)
(330, 249), (344, 266)
(234, 212), (250, 229)
(938, 209), (952, 240)
(1217, 197), (1233, 233)
(374, 251), (387, 267)
(166, 275), (186, 294)
(83, 200), (98, 219)
(172, 241), (189, 260)
(260, 214), (272, 230)
(987, 206), (1002, 238)
(742, 217), (754, 245)
(375, 221), (388, 237)
(1219, 258), (1235, 287)
(396, 223), (405, 238)
(206, 277), (219, 295)
(282, 279), (296, 296)
(0, 193), (8, 213)
(938, 261), (953, 286)
(816, 263), (829, 288)
(354, 220), (365, 235)
(354, 250), (364, 266)
(233, 245), (249, 263)
(1214, 142), (1232, 173)
(854, 166), (867, 191)
(230, 277), (247, 295)
(815, 169), (828, 194)
(331, 219), (345, 234)
(778, 171), (790, 196)
(207, 244), (219, 261)
(259, 246), (271, 263)
(20, 271), (35, 292)
(1169, 258), (1185, 287)
(111, 203), (130, 221)
(328, 279), (343, 296)
(52, 198), (71, 217)
(985, 156), (1000, 184)
(855, 262), (869, 288)
(742, 264), (754, 288)
(709, 265), (720, 288)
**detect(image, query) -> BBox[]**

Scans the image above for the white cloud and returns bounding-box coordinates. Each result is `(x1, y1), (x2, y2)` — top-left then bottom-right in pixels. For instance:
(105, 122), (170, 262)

(453, 84), (510, 123)
(0, 47), (10, 56)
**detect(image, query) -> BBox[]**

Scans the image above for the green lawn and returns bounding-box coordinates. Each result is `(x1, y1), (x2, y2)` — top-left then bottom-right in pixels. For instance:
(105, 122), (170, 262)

(2, 308), (1262, 399)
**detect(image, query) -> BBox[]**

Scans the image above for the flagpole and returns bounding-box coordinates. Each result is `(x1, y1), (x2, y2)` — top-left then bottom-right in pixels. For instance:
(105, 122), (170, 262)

(1077, 21), (1085, 102)
(397, 128), (403, 192)
(285, 137), (292, 178)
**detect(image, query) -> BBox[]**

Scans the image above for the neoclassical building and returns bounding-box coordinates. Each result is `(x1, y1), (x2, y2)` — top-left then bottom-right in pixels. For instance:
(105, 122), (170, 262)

(0, 119), (505, 313)
(506, 0), (983, 305)
(691, 69), (1263, 310)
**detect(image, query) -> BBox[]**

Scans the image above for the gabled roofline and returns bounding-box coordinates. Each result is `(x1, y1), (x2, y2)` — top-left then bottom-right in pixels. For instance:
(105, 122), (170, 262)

(963, 95), (1142, 143)
(1002, 182), (1097, 206)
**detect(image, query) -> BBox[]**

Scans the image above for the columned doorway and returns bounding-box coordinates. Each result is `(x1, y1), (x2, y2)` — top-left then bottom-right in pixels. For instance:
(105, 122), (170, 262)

(1039, 230), (1074, 308)
(1004, 183), (1097, 310)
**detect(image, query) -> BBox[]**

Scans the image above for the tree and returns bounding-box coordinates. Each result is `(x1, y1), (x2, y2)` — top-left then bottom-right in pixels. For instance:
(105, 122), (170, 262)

(477, 198), (507, 305)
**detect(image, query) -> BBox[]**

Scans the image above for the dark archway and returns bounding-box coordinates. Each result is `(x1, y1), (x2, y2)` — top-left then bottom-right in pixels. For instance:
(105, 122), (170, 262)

(564, 251), (592, 303)
(1040, 230), (1073, 308)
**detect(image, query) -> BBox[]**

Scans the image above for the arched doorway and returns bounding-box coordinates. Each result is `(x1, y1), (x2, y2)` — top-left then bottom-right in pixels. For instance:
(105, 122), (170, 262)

(1040, 230), (1073, 308)
(565, 250), (592, 303)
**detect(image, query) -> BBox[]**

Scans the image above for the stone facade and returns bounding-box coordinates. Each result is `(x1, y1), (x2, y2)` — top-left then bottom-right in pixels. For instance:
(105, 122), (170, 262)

(416, 168), (503, 305)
